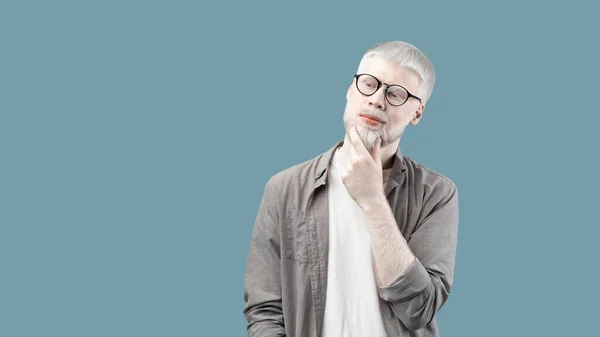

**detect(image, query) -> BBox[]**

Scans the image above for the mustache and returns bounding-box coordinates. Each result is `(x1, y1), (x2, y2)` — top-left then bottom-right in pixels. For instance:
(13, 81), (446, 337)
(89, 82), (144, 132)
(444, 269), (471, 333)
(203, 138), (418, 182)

(360, 108), (388, 123)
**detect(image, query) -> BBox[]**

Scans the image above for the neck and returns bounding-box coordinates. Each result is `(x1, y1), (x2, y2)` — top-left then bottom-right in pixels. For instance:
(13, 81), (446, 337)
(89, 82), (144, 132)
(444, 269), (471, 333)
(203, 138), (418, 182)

(340, 134), (398, 170)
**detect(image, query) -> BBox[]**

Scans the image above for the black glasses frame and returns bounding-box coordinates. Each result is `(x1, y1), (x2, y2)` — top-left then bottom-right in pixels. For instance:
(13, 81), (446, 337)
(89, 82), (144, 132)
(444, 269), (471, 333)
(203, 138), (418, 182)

(354, 73), (422, 106)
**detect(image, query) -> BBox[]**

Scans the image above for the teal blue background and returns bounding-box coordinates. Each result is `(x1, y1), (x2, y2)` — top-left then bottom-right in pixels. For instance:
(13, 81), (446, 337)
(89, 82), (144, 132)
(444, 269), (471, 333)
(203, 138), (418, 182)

(2, 1), (599, 336)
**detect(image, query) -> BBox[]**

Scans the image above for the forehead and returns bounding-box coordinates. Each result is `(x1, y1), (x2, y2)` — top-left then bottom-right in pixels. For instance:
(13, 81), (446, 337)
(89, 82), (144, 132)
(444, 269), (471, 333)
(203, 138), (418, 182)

(357, 56), (420, 93)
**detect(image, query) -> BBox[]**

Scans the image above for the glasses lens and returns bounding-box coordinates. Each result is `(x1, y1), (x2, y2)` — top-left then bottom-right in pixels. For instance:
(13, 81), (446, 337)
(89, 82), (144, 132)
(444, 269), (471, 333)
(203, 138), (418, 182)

(356, 75), (378, 95)
(386, 86), (409, 106)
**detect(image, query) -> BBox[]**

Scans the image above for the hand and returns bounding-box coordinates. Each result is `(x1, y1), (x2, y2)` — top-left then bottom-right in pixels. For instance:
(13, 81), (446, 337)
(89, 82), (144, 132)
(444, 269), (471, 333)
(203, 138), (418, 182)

(341, 126), (385, 210)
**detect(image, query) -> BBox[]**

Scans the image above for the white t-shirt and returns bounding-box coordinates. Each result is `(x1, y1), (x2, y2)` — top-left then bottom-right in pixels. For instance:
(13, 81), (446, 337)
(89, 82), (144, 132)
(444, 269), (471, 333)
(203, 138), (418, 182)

(321, 147), (392, 337)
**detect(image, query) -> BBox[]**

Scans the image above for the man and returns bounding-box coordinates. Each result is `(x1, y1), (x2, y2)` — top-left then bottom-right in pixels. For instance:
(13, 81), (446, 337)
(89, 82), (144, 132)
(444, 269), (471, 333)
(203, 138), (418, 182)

(243, 41), (459, 337)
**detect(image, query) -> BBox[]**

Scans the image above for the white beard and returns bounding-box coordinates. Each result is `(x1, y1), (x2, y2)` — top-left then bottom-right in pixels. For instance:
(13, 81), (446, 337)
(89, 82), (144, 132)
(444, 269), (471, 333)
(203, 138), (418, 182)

(343, 111), (408, 152)
(355, 125), (382, 151)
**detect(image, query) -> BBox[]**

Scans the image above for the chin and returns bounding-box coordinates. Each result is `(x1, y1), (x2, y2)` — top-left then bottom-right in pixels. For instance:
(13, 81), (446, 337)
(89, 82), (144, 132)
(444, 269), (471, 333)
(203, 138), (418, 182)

(355, 124), (382, 151)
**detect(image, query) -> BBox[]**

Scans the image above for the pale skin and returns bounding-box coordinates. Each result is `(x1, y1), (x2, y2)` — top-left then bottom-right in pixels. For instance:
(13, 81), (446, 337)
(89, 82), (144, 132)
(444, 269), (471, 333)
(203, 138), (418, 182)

(338, 55), (426, 287)
(340, 126), (415, 287)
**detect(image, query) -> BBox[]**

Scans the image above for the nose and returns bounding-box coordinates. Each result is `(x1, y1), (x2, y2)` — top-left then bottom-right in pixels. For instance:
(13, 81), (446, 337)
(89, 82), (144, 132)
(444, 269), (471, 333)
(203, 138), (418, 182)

(368, 86), (386, 110)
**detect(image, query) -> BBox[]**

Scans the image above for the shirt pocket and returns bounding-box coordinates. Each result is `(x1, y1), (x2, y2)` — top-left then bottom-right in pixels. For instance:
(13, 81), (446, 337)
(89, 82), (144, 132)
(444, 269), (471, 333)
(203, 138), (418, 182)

(285, 209), (309, 263)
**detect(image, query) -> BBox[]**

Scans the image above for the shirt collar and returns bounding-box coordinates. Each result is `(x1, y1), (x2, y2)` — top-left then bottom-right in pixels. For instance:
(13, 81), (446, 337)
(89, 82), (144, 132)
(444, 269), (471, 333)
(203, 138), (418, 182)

(313, 140), (407, 190)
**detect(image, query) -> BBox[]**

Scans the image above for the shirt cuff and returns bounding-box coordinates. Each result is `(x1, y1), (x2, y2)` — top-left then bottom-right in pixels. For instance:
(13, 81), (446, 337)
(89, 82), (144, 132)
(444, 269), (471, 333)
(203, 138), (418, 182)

(378, 258), (431, 302)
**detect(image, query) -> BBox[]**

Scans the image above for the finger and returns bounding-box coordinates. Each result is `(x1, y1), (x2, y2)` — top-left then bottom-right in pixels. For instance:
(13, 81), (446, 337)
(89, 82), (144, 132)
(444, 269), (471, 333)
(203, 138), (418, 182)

(349, 135), (360, 161)
(348, 125), (369, 157)
(370, 137), (382, 164)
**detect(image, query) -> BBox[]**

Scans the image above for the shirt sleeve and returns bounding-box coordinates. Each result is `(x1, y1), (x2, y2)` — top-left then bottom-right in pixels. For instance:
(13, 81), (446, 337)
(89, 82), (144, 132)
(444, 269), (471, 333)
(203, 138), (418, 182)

(378, 180), (459, 331)
(243, 179), (286, 337)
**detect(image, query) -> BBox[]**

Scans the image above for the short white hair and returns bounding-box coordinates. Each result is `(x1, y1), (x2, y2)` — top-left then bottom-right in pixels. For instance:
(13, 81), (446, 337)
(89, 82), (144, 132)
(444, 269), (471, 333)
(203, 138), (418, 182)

(359, 41), (436, 103)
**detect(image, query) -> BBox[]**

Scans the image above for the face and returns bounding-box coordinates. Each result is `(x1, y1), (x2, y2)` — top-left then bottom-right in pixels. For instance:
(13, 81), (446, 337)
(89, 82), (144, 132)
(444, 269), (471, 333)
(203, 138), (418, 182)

(343, 56), (425, 151)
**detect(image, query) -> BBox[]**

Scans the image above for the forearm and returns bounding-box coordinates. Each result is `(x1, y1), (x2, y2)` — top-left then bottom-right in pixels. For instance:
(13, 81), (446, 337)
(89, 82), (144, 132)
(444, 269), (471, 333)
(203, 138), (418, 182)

(362, 197), (441, 330)
(363, 195), (416, 287)
(362, 184), (459, 330)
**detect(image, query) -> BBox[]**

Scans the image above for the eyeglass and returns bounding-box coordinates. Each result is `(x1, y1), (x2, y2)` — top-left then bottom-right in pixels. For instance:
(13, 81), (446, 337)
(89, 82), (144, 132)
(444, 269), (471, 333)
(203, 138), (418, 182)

(354, 73), (421, 107)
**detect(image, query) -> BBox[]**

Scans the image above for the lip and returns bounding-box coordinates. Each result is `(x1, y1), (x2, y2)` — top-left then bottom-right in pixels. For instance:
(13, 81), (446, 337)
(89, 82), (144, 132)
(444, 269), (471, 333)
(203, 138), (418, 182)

(359, 114), (385, 123)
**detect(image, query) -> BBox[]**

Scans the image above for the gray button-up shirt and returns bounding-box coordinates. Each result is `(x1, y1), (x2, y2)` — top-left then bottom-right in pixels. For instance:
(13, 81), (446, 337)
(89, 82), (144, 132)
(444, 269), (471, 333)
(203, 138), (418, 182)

(243, 141), (459, 337)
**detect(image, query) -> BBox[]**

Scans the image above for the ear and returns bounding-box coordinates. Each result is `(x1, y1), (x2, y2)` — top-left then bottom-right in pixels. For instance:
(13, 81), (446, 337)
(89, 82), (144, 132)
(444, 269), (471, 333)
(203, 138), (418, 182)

(409, 102), (425, 126)
(346, 82), (353, 101)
